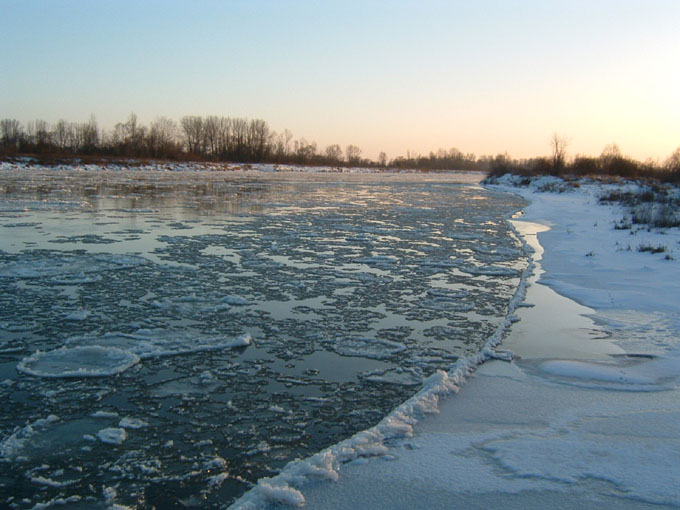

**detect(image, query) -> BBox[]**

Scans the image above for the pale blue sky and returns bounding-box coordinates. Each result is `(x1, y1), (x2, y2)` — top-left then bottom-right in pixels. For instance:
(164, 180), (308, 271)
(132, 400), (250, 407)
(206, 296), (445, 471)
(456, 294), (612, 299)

(2, 0), (679, 160)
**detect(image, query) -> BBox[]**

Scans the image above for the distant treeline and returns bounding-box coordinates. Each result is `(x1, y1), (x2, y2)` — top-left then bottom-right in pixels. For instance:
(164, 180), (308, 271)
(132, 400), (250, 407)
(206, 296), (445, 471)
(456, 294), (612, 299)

(0, 114), (382, 168)
(1, 115), (678, 181)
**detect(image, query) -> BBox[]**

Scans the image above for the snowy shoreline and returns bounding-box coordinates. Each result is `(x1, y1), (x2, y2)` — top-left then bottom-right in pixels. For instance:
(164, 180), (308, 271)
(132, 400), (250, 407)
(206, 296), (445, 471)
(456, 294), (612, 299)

(232, 175), (680, 509)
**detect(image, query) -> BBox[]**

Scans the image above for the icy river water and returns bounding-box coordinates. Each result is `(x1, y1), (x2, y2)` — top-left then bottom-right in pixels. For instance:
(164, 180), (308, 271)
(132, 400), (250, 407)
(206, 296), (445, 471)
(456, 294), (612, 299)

(0, 167), (527, 509)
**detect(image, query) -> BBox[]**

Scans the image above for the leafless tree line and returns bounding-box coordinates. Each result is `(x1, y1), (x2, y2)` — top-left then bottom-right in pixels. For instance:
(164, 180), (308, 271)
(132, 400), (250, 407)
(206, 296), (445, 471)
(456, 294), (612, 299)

(0, 114), (377, 167)
(1, 117), (678, 180)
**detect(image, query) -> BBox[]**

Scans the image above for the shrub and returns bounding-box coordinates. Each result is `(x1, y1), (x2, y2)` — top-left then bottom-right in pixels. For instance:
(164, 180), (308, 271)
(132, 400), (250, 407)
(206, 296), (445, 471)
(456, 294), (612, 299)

(638, 243), (667, 254)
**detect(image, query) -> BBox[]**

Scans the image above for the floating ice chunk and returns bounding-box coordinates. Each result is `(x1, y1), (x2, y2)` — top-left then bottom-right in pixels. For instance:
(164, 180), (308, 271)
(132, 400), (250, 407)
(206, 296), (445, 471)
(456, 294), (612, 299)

(426, 288), (469, 299)
(198, 371), (215, 385)
(208, 472), (230, 488)
(49, 273), (102, 285)
(91, 411), (119, 419)
(17, 346), (141, 378)
(97, 427), (127, 445)
(64, 309), (90, 321)
(269, 405), (290, 414)
(354, 255), (398, 266)
(327, 336), (406, 360)
(29, 495), (82, 509)
(204, 456), (228, 470)
(0, 341), (24, 354)
(30, 475), (76, 488)
(0, 415), (59, 459)
(0, 252), (148, 279)
(64, 331), (252, 359)
(419, 259), (461, 269)
(460, 264), (520, 277)
(118, 417), (148, 429)
(221, 295), (250, 306)
(362, 367), (423, 386)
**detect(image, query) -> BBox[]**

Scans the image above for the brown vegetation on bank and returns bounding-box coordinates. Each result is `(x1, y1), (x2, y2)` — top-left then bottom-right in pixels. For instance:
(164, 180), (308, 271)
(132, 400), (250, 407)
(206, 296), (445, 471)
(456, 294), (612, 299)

(487, 139), (680, 184)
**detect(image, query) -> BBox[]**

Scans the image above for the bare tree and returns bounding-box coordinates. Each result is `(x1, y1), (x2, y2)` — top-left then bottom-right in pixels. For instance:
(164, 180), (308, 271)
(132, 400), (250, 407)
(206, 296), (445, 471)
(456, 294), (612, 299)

(230, 118), (248, 160)
(600, 143), (621, 163)
(550, 133), (569, 170)
(34, 120), (51, 148)
(378, 151), (387, 167)
(53, 119), (73, 151)
(203, 116), (222, 157)
(666, 147), (680, 171)
(77, 115), (99, 154)
(248, 119), (272, 161)
(1, 119), (22, 148)
(148, 117), (179, 157)
(273, 129), (293, 160)
(325, 144), (343, 163)
(294, 138), (317, 163)
(181, 116), (204, 154)
(346, 144), (362, 165)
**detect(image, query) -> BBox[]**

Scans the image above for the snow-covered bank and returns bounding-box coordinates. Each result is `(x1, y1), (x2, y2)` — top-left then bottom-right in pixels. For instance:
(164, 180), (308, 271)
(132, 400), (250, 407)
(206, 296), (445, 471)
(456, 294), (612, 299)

(0, 158), (482, 177)
(236, 176), (680, 509)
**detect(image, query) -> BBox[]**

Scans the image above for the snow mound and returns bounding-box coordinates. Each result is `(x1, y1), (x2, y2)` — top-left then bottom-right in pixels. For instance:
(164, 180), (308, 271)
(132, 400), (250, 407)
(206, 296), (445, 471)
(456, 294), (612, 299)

(17, 346), (140, 378)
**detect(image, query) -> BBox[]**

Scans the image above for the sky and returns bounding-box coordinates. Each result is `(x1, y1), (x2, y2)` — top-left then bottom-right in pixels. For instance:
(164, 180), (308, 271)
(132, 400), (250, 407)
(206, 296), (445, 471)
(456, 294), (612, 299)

(1, 0), (679, 162)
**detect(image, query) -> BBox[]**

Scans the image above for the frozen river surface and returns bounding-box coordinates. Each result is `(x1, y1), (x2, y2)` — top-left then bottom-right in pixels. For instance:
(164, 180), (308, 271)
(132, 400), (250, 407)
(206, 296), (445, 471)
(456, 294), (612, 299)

(0, 167), (526, 509)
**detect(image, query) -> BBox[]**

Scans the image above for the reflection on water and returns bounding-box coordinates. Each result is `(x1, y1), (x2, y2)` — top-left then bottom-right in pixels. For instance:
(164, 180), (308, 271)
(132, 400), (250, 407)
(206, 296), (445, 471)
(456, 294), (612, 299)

(0, 168), (527, 509)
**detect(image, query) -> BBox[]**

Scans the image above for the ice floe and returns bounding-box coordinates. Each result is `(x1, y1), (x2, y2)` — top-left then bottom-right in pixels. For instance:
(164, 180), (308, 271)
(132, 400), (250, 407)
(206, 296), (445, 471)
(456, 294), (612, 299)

(64, 330), (252, 359)
(17, 346), (141, 378)
(0, 252), (148, 279)
(0, 414), (59, 459)
(325, 336), (407, 360)
(97, 427), (127, 445)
